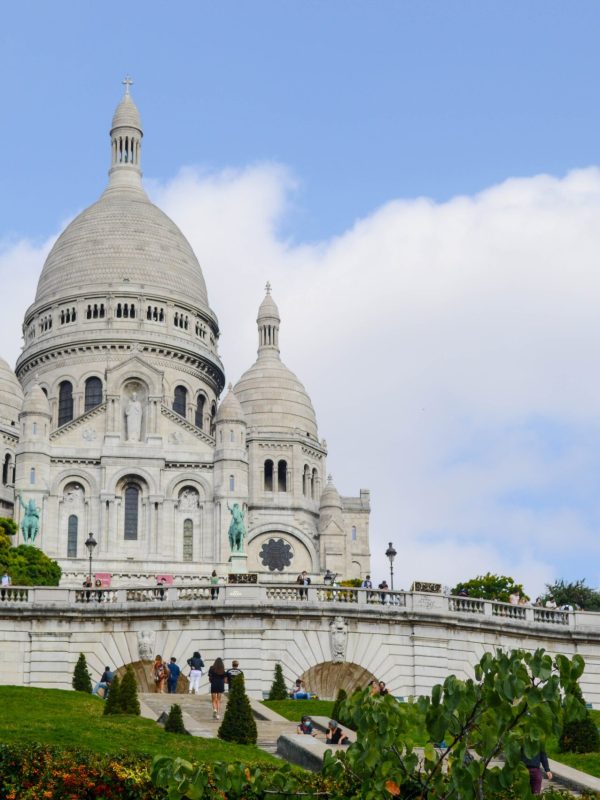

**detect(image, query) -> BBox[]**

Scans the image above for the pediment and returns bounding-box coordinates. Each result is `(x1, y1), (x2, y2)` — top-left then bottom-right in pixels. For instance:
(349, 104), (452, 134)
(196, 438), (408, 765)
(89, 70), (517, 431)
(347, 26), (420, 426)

(49, 402), (106, 445)
(106, 355), (164, 395)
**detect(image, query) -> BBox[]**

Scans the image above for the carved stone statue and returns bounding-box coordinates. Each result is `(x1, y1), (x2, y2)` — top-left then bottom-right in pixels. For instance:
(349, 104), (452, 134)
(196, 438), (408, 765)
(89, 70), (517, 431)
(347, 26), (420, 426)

(137, 628), (155, 661)
(227, 502), (246, 553)
(179, 488), (199, 511)
(329, 616), (348, 663)
(125, 391), (143, 442)
(19, 495), (40, 544)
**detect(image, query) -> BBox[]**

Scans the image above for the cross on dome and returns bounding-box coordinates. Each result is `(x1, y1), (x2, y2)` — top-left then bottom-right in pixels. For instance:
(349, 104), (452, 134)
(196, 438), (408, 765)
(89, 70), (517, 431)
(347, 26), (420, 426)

(265, 281), (271, 295)
(122, 75), (134, 95)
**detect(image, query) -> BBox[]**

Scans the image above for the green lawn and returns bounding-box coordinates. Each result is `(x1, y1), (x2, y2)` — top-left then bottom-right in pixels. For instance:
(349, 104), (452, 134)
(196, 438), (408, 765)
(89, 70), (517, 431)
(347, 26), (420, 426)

(262, 699), (335, 721)
(0, 686), (278, 764)
(547, 709), (600, 778)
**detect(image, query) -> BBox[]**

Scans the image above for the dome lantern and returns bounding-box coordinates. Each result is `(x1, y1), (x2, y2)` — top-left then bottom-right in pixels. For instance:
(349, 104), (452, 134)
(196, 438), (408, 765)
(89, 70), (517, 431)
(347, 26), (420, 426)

(107, 76), (143, 192)
(257, 281), (281, 357)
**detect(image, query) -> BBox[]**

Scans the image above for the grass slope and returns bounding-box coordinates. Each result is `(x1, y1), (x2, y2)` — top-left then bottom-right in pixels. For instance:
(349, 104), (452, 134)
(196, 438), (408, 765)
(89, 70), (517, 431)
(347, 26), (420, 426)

(262, 699), (335, 721)
(547, 709), (600, 779)
(0, 686), (277, 764)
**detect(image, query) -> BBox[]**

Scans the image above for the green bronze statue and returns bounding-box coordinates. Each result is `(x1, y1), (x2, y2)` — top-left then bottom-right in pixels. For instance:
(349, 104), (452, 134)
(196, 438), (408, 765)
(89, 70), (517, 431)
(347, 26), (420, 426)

(227, 502), (246, 553)
(19, 495), (40, 544)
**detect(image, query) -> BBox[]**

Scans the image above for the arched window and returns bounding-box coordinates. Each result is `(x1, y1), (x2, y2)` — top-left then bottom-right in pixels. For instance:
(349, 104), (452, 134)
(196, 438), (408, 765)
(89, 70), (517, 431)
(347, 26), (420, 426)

(2, 454), (10, 486)
(229, 429), (235, 442)
(173, 385), (187, 417)
(302, 464), (310, 496)
(195, 394), (205, 429)
(351, 526), (357, 541)
(58, 380), (74, 426)
(84, 377), (103, 412)
(278, 460), (287, 492)
(67, 515), (78, 557)
(264, 459), (274, 492)
(124, 484), (139, 540)
(311, 468), (318, 500)
(229, 474), (235, 491)
(210, 402), (216, 436)
(183, 518), (193, 562)
(30, 467), (36, 485)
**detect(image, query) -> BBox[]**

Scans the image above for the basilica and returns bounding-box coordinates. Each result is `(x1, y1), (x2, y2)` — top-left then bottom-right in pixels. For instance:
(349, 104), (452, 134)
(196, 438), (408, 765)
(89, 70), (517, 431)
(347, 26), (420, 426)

(0, 85), (371, 585)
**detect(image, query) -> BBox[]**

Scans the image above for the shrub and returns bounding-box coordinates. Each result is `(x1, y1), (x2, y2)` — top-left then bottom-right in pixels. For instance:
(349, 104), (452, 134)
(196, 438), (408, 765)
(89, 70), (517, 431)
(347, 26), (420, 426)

(103, 674), (121, 716)
(560, 715), (600, 753)
(164, 703), (187, 734)
(0, 518), (17, 537)
(331, 688), (348, 724)
(218, 674), (257, 745)
(452, 573), (525, 603)
(119, 664), (141, 715)
(71, 653), (92, 693)
(268, 662), (288, 700)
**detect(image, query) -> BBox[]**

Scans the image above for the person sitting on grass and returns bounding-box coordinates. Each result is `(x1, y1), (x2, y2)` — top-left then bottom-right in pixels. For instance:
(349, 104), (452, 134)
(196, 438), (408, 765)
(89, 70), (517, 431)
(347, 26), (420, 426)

(92, 666), (113, 698)
(325, 719), (350, 745)
(291, 678), (309, 699)
(296, 715), (317, 736)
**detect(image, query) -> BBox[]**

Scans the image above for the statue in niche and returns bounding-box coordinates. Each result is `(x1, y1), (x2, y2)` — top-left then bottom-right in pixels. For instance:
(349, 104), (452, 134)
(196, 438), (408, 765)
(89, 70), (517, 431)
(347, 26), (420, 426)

(125, 391), (143, 442)
(137, 628), (155, 661)
(64, 485), (84, 506)
(329, 616), (348, 663)
(179, 488), (199, 511)
(19, 495), (40, 544)
(227, 502), (246, 553)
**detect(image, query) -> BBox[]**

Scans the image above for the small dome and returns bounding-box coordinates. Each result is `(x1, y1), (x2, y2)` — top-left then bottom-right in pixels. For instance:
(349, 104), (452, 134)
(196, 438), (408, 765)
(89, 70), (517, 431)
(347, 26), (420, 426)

(0, 357), (23, 428)
(320, 475), (342, 510)
(22, 384), (50, 416)
(111, 92), (142, 131)
(234, 355), (318, 438)
(216, 384), (245, 424)
(257, 287), (280, 321)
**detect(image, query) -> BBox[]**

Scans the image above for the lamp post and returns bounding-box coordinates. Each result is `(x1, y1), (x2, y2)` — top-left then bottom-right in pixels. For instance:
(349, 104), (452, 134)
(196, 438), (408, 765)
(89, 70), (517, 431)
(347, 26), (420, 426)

(385, 541), (397, 591)
(323, 569), (336, 586)
(85, 532), (97, 585)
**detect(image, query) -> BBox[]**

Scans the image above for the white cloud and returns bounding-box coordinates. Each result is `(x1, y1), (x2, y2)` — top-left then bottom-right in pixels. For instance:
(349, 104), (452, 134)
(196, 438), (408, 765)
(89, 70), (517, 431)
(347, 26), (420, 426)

(4, 163), (600, 596)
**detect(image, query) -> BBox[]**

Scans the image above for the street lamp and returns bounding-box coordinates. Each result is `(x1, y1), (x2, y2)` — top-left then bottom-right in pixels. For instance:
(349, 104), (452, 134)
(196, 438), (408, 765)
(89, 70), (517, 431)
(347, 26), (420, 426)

(323, 569), (337, 586)
(85, 532), (97, 584)
(385, 541), (397, 591)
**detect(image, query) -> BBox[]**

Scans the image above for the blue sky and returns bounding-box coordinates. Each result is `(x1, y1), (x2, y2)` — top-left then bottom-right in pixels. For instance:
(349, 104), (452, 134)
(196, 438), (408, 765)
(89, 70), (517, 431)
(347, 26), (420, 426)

(2, 2), (600, 594)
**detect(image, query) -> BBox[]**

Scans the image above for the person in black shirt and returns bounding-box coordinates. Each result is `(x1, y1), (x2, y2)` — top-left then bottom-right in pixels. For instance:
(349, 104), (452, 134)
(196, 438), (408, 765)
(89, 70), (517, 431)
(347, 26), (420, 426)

(522, 750), (553, 795)
(226, 660), (243, 690)
(325, 719), (349, 745)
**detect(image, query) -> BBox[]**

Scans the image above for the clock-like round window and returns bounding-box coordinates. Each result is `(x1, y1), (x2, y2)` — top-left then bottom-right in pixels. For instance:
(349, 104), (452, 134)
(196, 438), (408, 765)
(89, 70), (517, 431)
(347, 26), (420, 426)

(260, 538), (293, 571)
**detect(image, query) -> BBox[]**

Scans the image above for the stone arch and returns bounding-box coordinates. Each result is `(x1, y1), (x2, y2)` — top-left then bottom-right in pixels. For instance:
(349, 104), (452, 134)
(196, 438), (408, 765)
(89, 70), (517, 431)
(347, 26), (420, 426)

(107, 465), (158, 495)
(52, 468), (99, 498)
(247, 522), (319, 572)
(164, 471), (211, 501)
(114, 660), (189, 694)
(299, 661), (377, 700)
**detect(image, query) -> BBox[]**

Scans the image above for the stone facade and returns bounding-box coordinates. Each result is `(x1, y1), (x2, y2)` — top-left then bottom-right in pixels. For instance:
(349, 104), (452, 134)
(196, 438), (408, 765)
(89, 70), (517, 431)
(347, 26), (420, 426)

(0, 86), (371, 584)
(1, 587), (599, 703)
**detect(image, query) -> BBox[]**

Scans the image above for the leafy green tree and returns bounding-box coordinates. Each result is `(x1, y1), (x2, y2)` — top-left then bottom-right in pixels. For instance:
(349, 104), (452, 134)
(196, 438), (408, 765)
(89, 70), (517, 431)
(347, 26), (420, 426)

(0, 517), (17, 537)
(103, 674), (121, 716)
(218, 674), (257, 745)
(323, 648), (586, 800)
(72, 653), (92, 693)
(331, 688), (348, 725)
(543, 579), (600, 611)
(268, 663), (288, 700)
(119, 664), (140, 715)
(0, 544), (61, 586)
(164, 703), (187, 734)
(452, 573), (525, 603)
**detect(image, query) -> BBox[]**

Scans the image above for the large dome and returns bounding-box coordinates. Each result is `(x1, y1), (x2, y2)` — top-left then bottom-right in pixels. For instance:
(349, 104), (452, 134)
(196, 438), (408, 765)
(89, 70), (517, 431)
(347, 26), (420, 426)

(0, 357), (23, 429)
(35, 190), (209, 308)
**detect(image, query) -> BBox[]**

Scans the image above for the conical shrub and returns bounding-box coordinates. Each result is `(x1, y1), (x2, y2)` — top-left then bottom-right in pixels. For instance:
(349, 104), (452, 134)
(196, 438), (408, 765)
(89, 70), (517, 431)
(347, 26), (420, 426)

(119, 664), (141, 715)
(103, 674), (121, 716)
(331, 688), (348, 724)
(218, 674), (257, 744)
(72, 653), (92, 693)
(268, 663), (288, 700)
(164, 703), (187, 734)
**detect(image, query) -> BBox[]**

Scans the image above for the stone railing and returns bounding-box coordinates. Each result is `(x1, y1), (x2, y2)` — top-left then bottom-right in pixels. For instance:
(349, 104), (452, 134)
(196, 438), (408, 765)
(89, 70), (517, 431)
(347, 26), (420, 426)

(0, 585), (585, 630)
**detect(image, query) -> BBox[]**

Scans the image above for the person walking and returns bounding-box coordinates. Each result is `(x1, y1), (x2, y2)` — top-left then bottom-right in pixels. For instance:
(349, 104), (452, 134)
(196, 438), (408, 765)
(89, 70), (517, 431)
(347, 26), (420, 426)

(226, 659), (243, 690)
(522, 750), (553, 794)
(167, 657), (181, 694)
(210, 570), (220, 599)
(187, 651), (204, 695)
(208, 657), (226, 719)
(153, 655), (167, 693)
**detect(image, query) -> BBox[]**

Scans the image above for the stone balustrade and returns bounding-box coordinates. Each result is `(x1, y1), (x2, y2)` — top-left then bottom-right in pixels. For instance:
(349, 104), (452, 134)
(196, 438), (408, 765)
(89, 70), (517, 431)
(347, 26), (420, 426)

(0, 584), (583, 629)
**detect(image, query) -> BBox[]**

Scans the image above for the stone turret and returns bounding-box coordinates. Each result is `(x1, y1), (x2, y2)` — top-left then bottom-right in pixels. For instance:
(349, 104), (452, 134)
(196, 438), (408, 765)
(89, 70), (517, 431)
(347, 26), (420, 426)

(15, 384), (51, 544)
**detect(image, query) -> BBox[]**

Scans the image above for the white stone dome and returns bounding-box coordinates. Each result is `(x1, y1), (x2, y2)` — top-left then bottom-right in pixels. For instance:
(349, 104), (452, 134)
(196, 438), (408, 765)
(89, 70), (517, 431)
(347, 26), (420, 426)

(216, 384), (245, 423)
(320, 475), (342, 509)
(22, 384), (51, 416)
(111, 92), (142, 131)
(0, 357), (23, 428)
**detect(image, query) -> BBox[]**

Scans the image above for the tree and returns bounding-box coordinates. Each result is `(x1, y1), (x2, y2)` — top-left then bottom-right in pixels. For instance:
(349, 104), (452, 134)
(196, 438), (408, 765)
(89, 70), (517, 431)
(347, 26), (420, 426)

(218, 674), (257, 745)
(559, 684), (600, 753)
(452, 573), (525, 603)
(72, 653), (92, 693)
(0, 518), (17, 537)
(164, 703), (187, 734)
(103, 674), (121, 716)
(0, 544), (61, 586)
(268, 663), (288, 700)
(119, 664), (140, 715)
(323, 648), (587, 800)
(543, 579), (600, 611)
